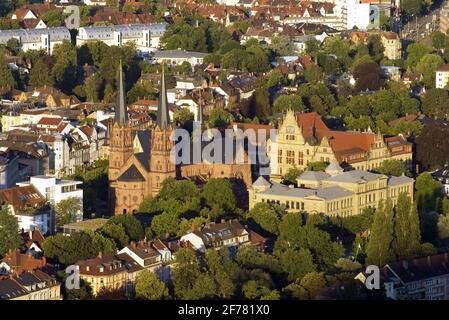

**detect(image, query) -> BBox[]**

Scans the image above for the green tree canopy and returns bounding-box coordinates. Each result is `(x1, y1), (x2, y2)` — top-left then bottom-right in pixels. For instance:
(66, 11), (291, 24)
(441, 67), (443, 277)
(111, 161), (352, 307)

(0, 206), (23, 256)
(55, 197), (82, 227)
(134, 269), (169, 300)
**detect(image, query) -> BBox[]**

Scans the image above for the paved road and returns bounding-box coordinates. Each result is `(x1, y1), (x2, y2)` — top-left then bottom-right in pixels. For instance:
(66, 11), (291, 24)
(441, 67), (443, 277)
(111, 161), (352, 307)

(400, 0), (445, 44)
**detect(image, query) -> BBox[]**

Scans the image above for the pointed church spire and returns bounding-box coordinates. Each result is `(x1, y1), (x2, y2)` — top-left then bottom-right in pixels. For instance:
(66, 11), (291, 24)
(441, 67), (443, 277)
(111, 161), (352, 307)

(157, 64), (170, 129)
(115, 59), (128, 125)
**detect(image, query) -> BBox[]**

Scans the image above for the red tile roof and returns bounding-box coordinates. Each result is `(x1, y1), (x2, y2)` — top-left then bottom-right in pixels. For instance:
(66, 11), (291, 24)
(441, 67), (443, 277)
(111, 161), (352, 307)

(37, 117), (62, 126)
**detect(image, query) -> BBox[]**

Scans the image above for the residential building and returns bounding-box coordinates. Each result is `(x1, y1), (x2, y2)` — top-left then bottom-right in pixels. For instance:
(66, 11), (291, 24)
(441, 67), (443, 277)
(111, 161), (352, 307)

(435, 64), (449, 89)
(180, 219), (254, 254)
(1, 110), (21, 132)
(380, 32), (401, 60)
(76, 253), (129, 296)
(0, 185), (51, 234)
(382, 253), (449, 300)
(0, 270), (61, 300)
(17, 175), (83, 224)
(268, 111), (413, 178)
(0, 27), (71, 55)
(76, 23), (167, 49)
(21, 228), (45, 258)
(248, 161), (414, 216)
(0, 250), (47, 275)
(17, 86), (80, 108)
(151, 50), (208, 67)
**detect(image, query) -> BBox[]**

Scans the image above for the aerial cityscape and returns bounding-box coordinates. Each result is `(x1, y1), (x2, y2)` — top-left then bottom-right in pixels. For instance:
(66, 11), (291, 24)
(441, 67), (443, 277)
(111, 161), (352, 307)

(0, 0), (449, 304)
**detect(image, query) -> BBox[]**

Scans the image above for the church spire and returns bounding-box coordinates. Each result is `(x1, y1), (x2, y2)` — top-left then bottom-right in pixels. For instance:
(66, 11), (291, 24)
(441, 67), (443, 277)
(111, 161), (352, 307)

(115, 59), (128, 125)
(157, 64), (170, 129)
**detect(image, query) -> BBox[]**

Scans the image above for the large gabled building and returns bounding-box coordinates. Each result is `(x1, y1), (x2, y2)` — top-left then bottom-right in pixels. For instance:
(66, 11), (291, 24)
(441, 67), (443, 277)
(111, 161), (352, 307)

(249, 161), (414, 217)
(267, 110), (413, 179)
(108, 64), (252, 215)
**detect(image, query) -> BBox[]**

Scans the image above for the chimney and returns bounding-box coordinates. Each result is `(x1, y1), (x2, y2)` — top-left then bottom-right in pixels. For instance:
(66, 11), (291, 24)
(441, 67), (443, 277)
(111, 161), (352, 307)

(29, 229), (33, 239)
(130, 241), (136, 249)
(221, 219), (226, 223)
(98, 251), (103, 259)
(192, 223), (196, 232)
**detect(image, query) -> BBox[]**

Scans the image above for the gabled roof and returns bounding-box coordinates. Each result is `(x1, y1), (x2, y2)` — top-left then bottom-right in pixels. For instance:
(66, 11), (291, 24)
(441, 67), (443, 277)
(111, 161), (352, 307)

(117, 164), (145, 182)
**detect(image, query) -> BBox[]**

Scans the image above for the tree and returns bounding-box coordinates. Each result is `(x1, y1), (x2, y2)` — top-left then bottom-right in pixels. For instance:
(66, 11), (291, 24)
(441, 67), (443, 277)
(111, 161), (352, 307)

(0, 206), (23, 256)
(282, 166), (302, 185)
(303, 64), (324, 84)
(247, 202), (283, 236)
(0, 54), (15, 89)
(204, 249), (236, 298)
(6, 38), (20, 56)
(107, 214), (144, 241)
(134, 270), (169, 300)
(127, 80), (155, 103)
(284, 271), (327, 299)
(122, 3), (137, 13)
(392, 193), (421, 260)
(353, 61), (383, 92)
(366, 199), (394, 266)
(305, 39), (321, 57)
(269, 36), (295, 56)
(202, 178), (236, 215)
(56, 197), (82, 227)
(150, 212), (180, 238)
(42, 231), (116, 265)
(173, 108), (194, 131)
(375, 159), (409, 176)
(172, 248), (215, 299)
(84, 74), (103, 102)
(401, 0), (424, 16)
(415, 172), (442, 213)
(159, 178), (199, 202)
(307, 161), (328, 172)
(431, 30), (446, 50)
(422, 88), (449, 120)
(415, 54), (444, 88)
(275, 213), (344, 271)
(438, 212), (449, 240)
(100, 222), (129, 249)
(405, 43), (432, 69)
(273, 95), (305, 114)
(29, 59), (53, 88)
(41, 10), (65, 27)
(416, 124), (449, 170)
(206, 108), (234, 129)
(279, 248), (316, 281)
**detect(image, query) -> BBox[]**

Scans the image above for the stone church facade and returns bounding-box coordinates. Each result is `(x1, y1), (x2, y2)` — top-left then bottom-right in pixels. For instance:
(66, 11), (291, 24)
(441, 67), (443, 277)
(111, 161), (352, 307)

(108, 65), (252, 215)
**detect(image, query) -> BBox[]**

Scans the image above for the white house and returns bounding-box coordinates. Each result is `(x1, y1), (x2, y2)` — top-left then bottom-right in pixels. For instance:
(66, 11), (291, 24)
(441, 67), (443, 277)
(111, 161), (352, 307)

(0, 27), (71, 55)
(17, 176), (83, 224)
(180, 220), (251, 254)
(435, 64), (449, 89)
(0, 185), (51, 234)
(151, 49), (208, 67)
(76, 23), (167, 49)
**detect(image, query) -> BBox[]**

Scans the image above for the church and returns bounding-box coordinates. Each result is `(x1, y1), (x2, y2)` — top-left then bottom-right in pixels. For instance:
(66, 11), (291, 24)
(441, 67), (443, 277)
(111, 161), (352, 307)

(108, 64), (252, 215)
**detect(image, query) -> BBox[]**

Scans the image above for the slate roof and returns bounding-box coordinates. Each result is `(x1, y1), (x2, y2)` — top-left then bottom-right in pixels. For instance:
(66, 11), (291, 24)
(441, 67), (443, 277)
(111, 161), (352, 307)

(117, 164), (145, 182)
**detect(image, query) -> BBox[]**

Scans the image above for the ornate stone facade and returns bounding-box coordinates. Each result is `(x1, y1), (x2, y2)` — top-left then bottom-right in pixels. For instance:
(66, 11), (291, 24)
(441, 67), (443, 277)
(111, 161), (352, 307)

(108, 66), (252, 215)
(267, 110), (413, 180)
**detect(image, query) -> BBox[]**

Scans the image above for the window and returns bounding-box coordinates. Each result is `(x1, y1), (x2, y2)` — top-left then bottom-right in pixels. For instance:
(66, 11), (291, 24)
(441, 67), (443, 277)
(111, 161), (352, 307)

(286, 150), (295, 164)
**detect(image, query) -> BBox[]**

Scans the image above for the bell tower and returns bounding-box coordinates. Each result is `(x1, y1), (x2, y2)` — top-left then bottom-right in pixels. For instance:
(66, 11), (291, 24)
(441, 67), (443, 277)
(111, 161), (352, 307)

(108, 60), (134, 182)
(149, 65), (176, 196)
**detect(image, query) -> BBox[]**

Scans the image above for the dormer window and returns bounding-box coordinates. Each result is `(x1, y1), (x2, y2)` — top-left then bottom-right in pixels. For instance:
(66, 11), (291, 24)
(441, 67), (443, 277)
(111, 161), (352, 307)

(86, 266), (90, 271)
(99, 267), (104, 273)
